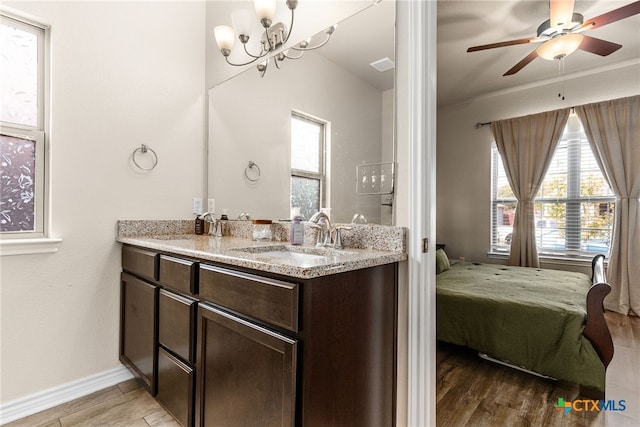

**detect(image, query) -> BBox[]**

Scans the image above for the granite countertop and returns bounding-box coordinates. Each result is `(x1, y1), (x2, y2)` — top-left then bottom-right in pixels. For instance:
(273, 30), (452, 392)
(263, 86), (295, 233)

(117, 220), (407, 280)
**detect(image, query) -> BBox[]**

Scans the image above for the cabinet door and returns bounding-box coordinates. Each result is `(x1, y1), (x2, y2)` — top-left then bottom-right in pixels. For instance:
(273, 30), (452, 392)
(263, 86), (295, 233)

(157, 347), (195, 427)
(195, 304), (297, 427)
(120, 272), (158, 394)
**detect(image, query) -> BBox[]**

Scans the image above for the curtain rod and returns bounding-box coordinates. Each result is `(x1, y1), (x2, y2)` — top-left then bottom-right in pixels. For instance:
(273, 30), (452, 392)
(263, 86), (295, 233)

(475, 107), (576, 129)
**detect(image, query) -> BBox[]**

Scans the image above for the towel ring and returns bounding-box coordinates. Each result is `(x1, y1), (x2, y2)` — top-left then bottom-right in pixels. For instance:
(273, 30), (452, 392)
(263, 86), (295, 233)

(132, 144), (158, 171)
(244, 161), (261, 182)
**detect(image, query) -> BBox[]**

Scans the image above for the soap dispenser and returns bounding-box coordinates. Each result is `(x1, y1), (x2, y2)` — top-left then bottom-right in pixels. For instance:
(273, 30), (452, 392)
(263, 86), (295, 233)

(290, 207), (304, 245)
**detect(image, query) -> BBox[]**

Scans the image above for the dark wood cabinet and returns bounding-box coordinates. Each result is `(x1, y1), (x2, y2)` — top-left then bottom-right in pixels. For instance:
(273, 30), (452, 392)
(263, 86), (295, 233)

(195, 303), (297, 427)
(120, 244), (398, 427)
(120, 272), (158, 395)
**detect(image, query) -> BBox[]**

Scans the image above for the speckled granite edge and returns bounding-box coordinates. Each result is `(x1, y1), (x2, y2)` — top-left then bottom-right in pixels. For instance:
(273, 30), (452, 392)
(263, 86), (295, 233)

(117, 219), (194, 237)
(117, 219), (406, 252)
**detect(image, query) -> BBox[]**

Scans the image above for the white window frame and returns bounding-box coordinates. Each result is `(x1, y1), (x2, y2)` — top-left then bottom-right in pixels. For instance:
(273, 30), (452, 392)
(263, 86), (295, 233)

(0, 11), (60, 255)
(290, 111), (327, 219)
(490, 124), (615, 261)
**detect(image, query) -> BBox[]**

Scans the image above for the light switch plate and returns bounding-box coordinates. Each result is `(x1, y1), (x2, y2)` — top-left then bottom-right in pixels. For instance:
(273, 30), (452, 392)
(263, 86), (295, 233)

(193, 197), (203, 215)
(356, 162), (394, 195)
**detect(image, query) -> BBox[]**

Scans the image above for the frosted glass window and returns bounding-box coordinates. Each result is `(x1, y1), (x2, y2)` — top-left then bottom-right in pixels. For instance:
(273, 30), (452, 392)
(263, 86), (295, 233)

(1, 12), (47, 237)
(1, 16), (41, 128)
(0, 134), (36, 232)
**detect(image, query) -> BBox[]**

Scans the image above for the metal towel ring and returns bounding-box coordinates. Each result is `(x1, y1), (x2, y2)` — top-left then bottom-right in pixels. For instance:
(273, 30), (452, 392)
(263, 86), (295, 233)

(244, 161), (261, 182)
(132, 144), (158, 171)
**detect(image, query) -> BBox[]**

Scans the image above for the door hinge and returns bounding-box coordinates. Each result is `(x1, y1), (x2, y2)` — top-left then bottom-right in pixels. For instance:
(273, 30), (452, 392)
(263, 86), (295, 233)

(422, 238), (428, 253)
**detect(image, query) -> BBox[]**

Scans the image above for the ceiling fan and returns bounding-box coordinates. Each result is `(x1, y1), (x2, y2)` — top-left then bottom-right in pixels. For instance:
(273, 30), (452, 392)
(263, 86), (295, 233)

(467, 0), (640, 76)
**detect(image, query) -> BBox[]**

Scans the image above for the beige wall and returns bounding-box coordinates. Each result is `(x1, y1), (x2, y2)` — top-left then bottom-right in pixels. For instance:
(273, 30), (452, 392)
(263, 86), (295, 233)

(436, 62), (640, 274)
(0, 1), (206, 403)
(208, 51), (385, 224)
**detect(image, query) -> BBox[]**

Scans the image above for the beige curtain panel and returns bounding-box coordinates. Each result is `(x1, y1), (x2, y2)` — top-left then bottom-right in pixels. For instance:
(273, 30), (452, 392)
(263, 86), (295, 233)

(576, 95), (640, 316)
(491, 109), (570, 268)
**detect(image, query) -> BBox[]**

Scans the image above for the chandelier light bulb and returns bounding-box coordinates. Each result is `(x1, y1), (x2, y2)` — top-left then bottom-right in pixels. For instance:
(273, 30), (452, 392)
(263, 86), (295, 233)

(214, 25), (236, 55)
(232, 9), (254, 38)
(254, 0), (277, 27)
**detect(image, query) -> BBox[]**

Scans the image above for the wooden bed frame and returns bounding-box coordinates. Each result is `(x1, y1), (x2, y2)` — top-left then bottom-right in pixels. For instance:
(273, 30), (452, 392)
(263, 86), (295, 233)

(580, 254), (614, 397)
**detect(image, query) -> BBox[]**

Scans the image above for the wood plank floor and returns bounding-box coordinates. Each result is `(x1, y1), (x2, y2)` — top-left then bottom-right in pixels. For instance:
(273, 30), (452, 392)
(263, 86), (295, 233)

(5, 312), (638, 426)
(437, 311), (640, 426)
(3, 379), (178, 427)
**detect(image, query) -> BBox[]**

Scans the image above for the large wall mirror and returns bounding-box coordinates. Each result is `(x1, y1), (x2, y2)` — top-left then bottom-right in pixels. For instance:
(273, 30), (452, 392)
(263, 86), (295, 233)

(208, 0), (395, 224)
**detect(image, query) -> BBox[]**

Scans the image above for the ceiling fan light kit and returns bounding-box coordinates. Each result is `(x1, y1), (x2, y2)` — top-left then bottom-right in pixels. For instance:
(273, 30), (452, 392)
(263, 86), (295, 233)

(466, 0), (640, 75)
(536, 33), (584, 60)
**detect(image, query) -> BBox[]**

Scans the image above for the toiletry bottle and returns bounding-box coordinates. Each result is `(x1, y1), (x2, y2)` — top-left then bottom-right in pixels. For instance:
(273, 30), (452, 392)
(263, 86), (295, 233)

(195, 215), (204, 235)
(290, 207), (304, 245)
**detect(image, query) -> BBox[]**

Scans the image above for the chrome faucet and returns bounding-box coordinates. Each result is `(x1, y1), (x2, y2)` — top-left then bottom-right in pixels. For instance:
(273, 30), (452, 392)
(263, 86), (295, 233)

(309, 211), (332, 247)
(200, 212), (222, 237)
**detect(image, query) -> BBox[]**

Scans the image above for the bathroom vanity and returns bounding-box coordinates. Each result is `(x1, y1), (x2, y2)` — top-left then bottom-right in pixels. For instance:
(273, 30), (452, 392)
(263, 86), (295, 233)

(117, 220), (406, 427)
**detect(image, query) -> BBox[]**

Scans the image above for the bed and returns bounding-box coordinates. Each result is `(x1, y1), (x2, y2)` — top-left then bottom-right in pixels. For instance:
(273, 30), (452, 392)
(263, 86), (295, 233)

(436, 251), (614, 398)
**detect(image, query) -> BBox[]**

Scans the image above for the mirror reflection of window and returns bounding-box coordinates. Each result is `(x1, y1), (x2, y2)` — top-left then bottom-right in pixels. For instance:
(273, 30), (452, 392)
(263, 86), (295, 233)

(290, 112), (327, 220)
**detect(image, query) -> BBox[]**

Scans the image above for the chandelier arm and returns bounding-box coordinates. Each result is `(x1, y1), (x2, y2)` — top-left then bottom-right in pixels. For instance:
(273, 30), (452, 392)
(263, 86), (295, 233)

(282, 50), (304, 60)
(225, 55), (260, 67)
(242, 43), (269, 60)
(283, 9), (295, 45)
(290, 33), (331, 52)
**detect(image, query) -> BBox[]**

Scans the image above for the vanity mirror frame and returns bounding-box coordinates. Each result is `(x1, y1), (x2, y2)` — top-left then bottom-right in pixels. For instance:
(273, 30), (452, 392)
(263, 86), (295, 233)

(206, 0), (396, 225)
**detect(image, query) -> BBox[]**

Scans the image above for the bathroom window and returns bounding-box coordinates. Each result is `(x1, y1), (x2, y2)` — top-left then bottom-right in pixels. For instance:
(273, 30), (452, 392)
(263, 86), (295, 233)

(1, 13), (48, 237)
(290, 112), (326, 220)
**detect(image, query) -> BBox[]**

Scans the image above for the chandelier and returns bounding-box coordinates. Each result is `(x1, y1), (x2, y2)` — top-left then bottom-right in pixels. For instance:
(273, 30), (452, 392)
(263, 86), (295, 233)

(213, 0), (336, 77)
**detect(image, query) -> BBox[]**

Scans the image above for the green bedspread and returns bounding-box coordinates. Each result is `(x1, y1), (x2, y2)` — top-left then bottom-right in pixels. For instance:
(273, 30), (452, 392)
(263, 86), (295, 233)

(436, 262), (605, 391)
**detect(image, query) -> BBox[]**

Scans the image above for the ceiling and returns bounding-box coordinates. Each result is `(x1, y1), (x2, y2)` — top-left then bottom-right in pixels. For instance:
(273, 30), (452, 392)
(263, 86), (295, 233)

(437, 0), (640, 107)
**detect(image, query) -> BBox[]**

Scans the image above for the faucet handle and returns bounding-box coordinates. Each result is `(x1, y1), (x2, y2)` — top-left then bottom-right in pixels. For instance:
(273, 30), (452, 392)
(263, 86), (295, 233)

(333, 226), (352, 249)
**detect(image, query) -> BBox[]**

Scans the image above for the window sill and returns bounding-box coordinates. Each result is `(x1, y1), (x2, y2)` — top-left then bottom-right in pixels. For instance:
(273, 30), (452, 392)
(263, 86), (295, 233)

(487, 251), (605, 268)
(0, 237), (62, 256)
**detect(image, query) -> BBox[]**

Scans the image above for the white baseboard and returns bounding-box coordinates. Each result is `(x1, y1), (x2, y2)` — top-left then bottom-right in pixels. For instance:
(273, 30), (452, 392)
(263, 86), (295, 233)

(0, 365), (134, 425)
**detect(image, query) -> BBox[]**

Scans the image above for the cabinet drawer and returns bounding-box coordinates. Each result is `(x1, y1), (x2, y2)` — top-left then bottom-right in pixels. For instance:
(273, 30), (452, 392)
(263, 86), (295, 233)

(157, 347), (194, 427)
(159, 289), (197, 364)
(199, 265), (299, 332)
(158, 255), (198, 295)
(122, 246), (158, 282)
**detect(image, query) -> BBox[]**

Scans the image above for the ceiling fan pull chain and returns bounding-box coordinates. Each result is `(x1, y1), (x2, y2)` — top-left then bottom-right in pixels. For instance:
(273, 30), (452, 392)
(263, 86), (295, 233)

(558, 57), (566, 101)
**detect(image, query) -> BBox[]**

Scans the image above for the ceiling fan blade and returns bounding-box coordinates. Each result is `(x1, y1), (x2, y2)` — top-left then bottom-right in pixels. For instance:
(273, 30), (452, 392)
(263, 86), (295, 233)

(578, 35), (622, 56)
(550, 0), (575, 27)
(467, 37), (540, 52)
(578, 0), (640, 31)
(503, 49), (539, 76)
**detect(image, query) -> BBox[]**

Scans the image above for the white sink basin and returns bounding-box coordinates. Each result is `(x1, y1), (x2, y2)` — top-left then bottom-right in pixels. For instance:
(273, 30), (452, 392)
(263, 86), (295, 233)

(255, 250), (331, 266)
(231, 245), (358, 267)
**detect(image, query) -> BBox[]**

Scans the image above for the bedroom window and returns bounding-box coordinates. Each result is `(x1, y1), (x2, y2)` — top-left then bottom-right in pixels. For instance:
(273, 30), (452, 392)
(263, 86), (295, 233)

(491, 116), (615, 258)
(290, 112), (326, 220)
(0, 13), (48, 238)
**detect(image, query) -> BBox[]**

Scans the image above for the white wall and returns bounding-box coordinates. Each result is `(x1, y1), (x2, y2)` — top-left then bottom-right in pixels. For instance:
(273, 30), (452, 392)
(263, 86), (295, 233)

(0, 1), (205, 404)
(436, 62), (640, 272)
(208, 50), (385, 224)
